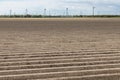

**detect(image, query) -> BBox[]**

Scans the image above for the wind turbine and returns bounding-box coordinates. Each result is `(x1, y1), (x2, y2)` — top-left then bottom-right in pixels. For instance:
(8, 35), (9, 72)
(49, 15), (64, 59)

(66, 8), (69, 16)
(93, 6), (95, 16)
(25, 9), (28, 15)
(10, 9), (12, 17)
(44, 8), (46, 16)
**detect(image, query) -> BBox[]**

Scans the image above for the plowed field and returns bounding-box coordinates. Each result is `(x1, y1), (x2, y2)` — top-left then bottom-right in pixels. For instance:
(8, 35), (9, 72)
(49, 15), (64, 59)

(0, 18), (120, 80)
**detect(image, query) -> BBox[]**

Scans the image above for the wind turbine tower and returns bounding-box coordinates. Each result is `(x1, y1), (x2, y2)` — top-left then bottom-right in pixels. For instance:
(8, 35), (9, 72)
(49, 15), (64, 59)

(10, 9), (12, 17)
(25, 9), (28, 15)
(93, 6), (95, 16)
(66, 8), (69, 16)
(44, 8), (46, 16)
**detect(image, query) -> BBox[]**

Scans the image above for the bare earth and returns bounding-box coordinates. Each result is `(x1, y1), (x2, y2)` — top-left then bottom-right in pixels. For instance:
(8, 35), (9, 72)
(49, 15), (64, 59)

(0, 18), (120, 80)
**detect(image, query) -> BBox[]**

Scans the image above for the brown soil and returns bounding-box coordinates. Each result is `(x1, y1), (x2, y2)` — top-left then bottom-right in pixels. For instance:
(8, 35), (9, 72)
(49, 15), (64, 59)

(0, 18), (120, 80)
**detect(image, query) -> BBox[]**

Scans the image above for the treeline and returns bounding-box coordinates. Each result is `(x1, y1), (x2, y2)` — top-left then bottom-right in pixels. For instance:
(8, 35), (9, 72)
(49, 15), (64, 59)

(0, 15), (120, 18)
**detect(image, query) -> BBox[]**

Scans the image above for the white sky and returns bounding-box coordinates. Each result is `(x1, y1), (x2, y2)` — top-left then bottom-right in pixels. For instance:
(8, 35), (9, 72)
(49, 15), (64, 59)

(0, 0), (119, 15)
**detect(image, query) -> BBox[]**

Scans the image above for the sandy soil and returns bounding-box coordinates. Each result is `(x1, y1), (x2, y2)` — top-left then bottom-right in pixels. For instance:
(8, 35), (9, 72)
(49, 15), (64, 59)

(0, 18), (120, 80)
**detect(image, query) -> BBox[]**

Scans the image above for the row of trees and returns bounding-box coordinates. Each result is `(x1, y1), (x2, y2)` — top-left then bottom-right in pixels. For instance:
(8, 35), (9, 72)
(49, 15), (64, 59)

(0, 14), (120, 18)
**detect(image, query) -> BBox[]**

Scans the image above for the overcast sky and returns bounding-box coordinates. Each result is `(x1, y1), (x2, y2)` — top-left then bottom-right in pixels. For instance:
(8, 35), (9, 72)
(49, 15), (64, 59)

(0, 0), (119, 15)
